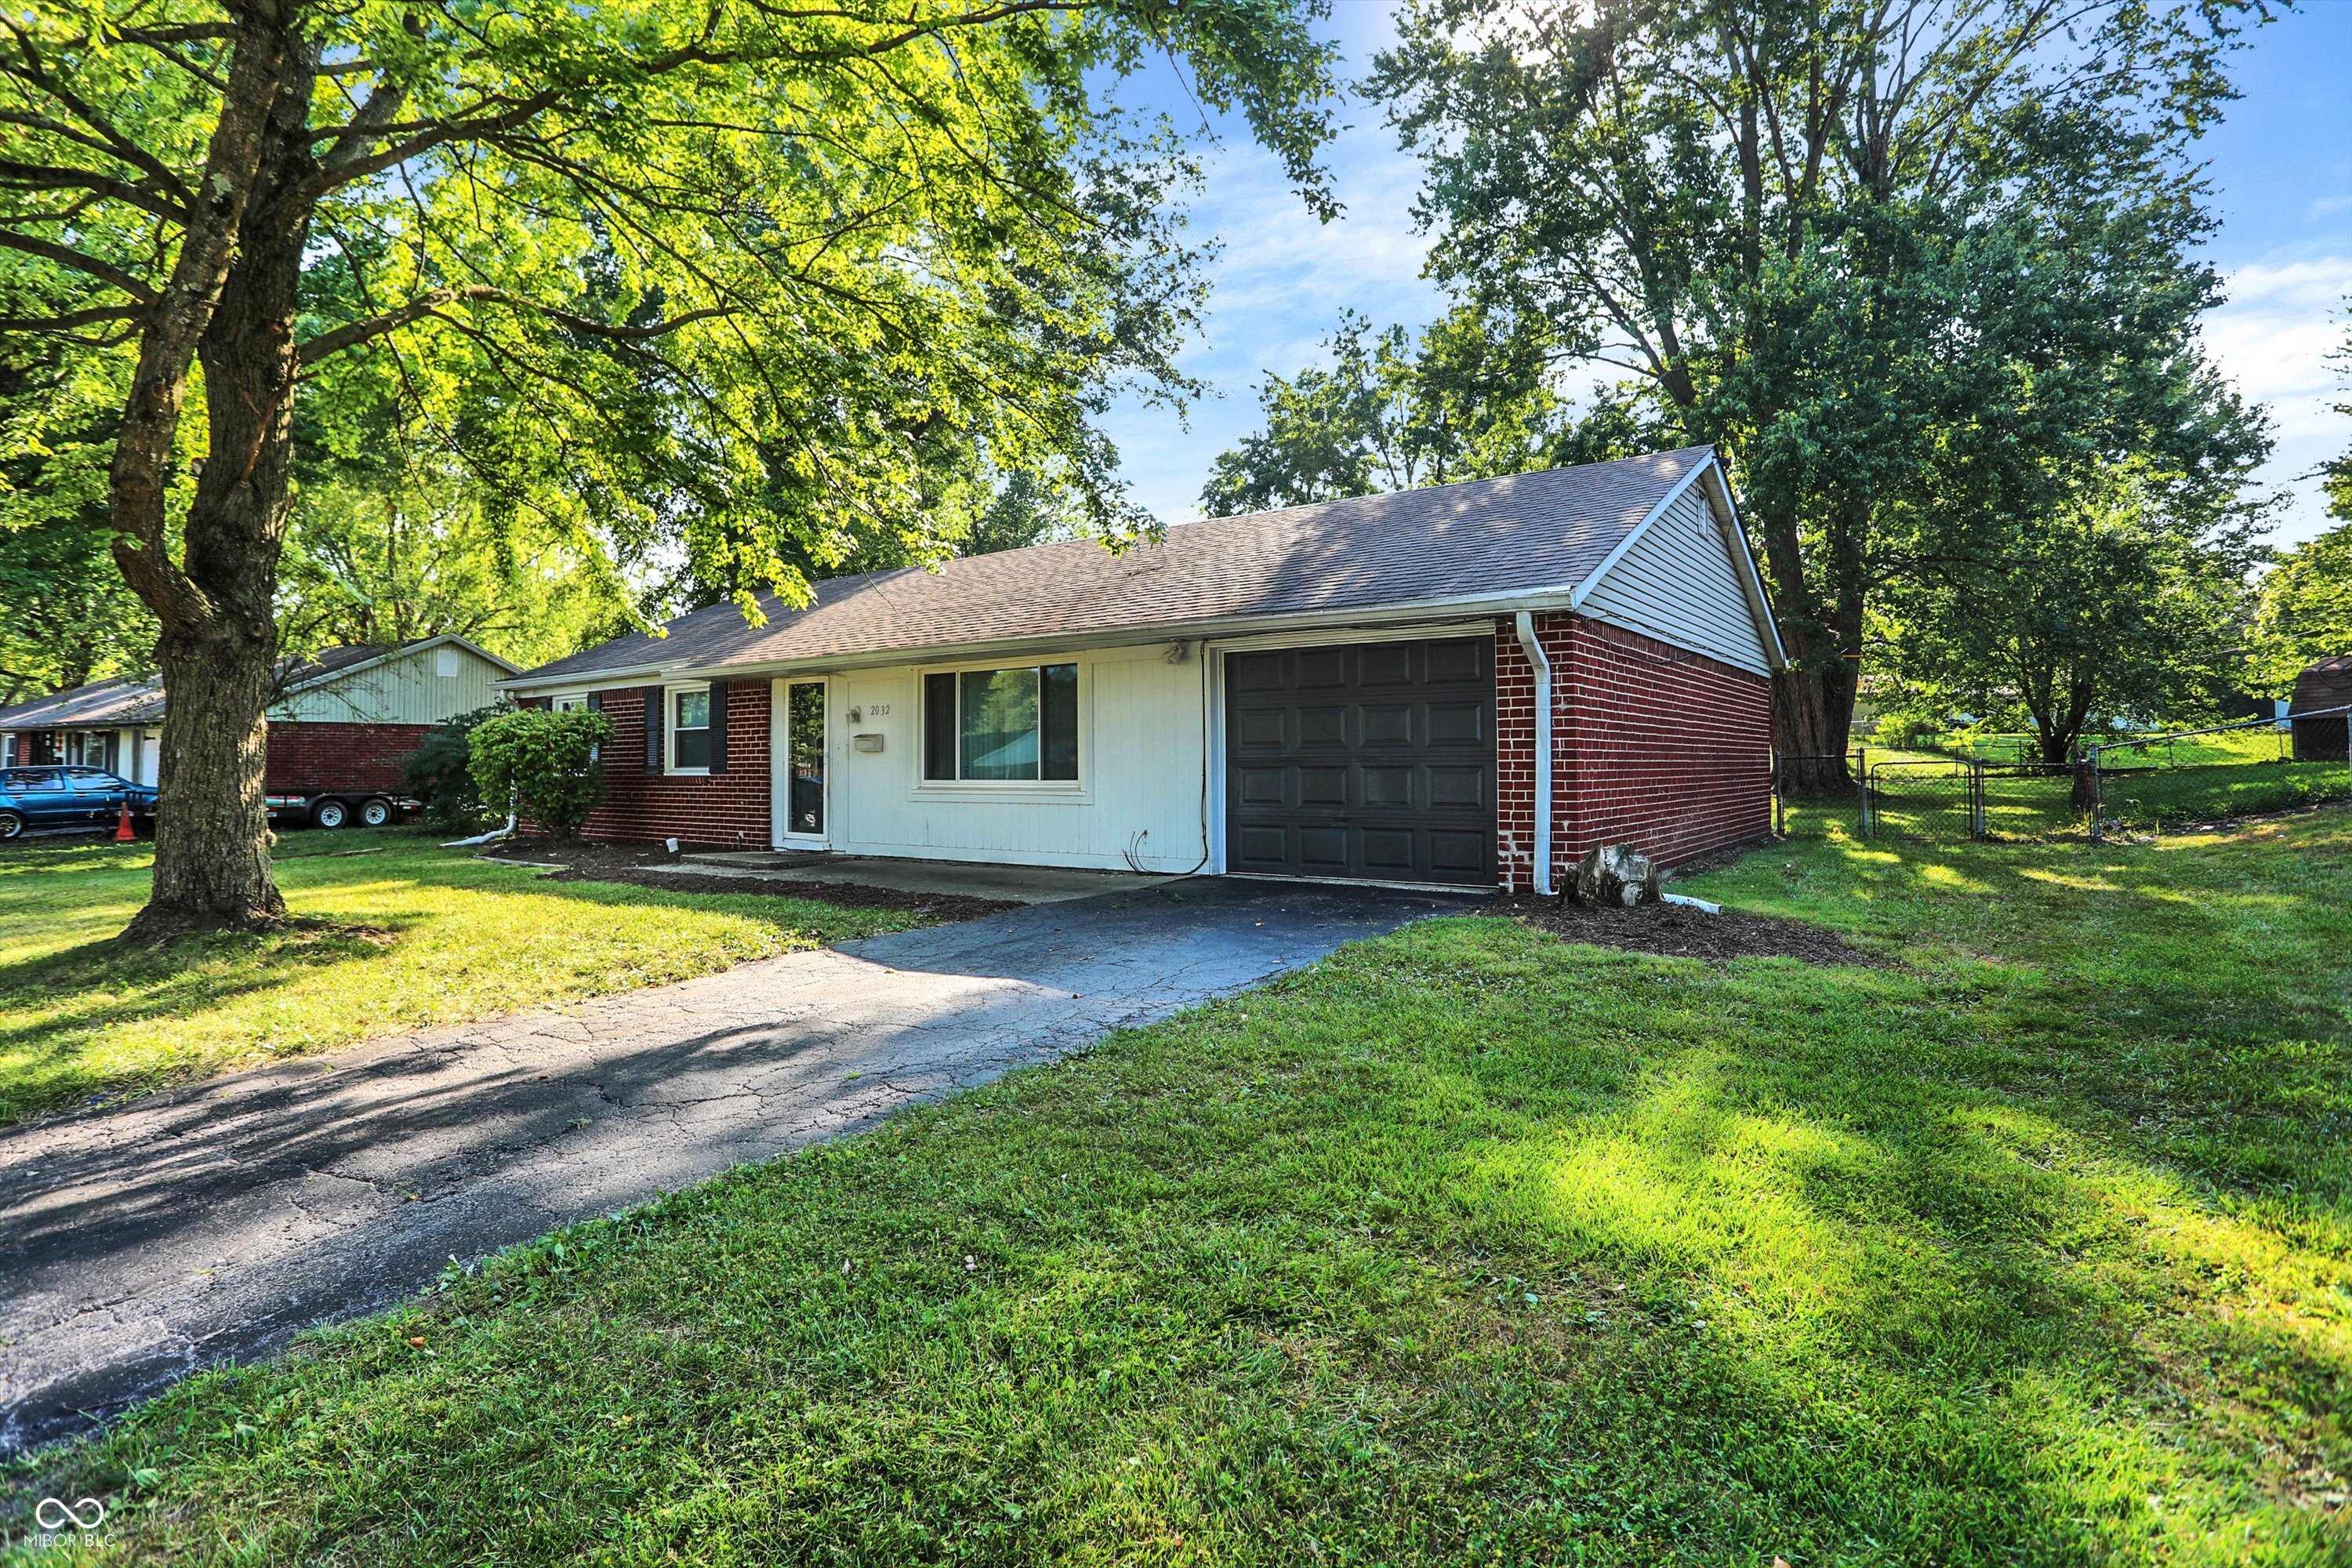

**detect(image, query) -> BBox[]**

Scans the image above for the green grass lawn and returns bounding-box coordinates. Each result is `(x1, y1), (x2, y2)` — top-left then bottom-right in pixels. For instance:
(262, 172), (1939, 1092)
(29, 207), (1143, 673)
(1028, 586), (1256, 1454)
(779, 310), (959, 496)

(12, 813), (2352, 1564)
(2100, 760), (2352, 829)
(0, 830), (924, 1128)
(1788, 746), (2352, 841)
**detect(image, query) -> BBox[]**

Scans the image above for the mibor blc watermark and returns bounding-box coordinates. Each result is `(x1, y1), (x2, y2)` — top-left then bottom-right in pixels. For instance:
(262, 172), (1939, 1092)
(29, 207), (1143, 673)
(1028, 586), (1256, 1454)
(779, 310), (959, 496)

(13, 1495), (107, 1549)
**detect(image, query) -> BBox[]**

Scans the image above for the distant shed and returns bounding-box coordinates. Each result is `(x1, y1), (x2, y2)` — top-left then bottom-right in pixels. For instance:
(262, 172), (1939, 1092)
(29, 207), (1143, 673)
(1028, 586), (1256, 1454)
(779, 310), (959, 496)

(2289, 656), (2352, 762)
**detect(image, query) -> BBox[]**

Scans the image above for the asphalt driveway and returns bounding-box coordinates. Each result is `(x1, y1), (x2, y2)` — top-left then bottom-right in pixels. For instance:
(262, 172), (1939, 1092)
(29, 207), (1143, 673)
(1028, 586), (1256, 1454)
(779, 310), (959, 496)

(0, 877), (1473, 1455)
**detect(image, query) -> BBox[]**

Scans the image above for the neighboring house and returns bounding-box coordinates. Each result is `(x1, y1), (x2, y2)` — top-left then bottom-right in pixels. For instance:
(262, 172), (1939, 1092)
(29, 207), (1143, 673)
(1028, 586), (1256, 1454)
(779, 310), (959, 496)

(500, 448), (1786, 893)
(0, 676), (165, 779)
(0, 637), (519, 798)
(2289, 657), (2352, 762)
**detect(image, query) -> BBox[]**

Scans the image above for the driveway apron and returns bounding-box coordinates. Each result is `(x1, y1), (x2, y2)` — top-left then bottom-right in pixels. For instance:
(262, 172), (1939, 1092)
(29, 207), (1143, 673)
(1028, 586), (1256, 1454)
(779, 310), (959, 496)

(0, 878), (1472, 1454)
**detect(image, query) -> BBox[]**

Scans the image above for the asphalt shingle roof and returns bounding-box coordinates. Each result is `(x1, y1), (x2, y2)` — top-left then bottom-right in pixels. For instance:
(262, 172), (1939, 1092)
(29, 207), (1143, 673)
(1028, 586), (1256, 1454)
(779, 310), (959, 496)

(0, 675), (165, 731)
(0, 642), (456, 731)
(514, 447), (1718, 685)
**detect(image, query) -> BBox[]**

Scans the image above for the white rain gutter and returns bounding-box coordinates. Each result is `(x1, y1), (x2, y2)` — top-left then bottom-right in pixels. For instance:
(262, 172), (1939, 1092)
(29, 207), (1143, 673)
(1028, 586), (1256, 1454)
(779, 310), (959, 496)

(1512, 612), (1555, 897)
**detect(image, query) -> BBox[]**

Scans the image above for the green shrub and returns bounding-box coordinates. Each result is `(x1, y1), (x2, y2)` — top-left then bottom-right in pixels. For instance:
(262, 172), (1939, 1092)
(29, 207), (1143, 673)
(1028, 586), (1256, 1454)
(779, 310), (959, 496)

(402, 705), (506, 831)
(467, 708), (614, 840)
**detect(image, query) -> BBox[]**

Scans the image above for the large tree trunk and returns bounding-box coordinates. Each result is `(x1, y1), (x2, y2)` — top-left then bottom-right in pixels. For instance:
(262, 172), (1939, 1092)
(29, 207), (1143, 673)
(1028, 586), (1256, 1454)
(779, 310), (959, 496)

(1773, 658), (1859, 787)
(1753, 492), (1868, 794)
(117, 27), (316, 939)
(140, 624), (281, 933)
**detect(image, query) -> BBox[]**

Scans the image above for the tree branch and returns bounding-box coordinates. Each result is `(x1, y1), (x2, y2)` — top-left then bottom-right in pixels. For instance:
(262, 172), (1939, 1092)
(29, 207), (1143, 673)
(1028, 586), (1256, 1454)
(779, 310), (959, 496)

(0, 302), (145, 332)
(0, 227), (158, 302)
(298, 286), (737, 365)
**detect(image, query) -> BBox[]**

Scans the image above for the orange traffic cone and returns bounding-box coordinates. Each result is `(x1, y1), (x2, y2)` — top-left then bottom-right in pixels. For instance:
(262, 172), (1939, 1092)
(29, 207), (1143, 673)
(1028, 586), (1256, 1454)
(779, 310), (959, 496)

(115, 801), (136, 842)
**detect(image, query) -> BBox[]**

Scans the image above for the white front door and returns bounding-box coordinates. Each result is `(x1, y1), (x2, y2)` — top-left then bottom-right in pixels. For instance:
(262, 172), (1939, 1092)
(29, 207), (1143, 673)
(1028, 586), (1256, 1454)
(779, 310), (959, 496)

(771, 677), (829, 848)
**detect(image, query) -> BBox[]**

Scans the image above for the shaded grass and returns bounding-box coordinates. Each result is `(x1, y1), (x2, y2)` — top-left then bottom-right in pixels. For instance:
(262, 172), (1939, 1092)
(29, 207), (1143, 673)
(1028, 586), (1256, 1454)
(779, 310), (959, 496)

(9, 814), (2352, 1563)
(2100, 760), (2352, 829)
(0, 831), (922, 1128)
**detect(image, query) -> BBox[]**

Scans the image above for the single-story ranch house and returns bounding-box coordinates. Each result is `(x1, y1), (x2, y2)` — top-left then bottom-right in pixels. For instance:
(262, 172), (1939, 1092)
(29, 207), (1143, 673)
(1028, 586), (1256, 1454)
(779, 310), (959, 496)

(500, 448), (1786, 894)
(0, 636), (517, 800)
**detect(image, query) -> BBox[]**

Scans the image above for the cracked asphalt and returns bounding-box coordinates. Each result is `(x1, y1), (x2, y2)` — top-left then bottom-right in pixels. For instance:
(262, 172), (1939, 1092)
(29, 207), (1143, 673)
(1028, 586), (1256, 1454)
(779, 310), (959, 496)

(0, 877), (1474, 1455)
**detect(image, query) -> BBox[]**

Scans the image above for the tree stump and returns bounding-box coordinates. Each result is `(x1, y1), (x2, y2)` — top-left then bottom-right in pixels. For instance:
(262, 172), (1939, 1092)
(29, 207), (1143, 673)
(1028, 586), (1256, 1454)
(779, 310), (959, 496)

(1570, 842), (1659, 908)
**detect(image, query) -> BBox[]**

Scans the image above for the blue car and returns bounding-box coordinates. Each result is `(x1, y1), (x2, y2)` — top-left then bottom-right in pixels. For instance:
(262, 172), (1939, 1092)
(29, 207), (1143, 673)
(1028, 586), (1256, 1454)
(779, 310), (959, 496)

(0, 766), (159, 840)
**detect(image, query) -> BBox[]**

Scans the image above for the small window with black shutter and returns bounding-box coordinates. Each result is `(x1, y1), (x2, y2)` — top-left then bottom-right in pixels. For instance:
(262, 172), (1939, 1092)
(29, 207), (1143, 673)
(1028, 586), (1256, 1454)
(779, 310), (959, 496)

(669, 686), (712, 772)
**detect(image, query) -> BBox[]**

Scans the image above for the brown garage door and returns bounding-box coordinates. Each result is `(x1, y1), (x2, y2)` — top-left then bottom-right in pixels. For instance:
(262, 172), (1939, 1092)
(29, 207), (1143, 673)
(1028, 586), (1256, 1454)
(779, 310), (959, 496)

(1225, 637), (1495, 886)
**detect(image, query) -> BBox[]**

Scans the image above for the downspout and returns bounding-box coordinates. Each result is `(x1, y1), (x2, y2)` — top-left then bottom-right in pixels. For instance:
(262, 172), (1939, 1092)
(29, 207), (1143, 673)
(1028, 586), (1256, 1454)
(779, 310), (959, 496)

(1512, 612), (1555, 897)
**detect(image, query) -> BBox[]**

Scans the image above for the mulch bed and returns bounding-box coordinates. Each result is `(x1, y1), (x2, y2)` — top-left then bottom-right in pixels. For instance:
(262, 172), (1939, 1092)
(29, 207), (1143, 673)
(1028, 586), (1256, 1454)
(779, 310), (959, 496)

(479, 838), (1023, 922)
(1496, 894), (1886, 967)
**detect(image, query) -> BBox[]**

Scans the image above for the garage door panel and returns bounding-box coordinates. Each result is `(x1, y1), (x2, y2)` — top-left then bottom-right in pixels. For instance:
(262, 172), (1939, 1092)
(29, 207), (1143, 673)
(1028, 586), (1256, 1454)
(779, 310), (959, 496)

(1234, 709), (1287, 748)
(1428, 829), (1488, 875)
(1428, 764), (1485, 808)
(1362, 765), (1414, 807)
(1229, 652), (1287, 691)
(1225, 637), (1494, 887)
(1425, 640), (1482, 682)
(1360, 703), (1413, 744)
(1298, 768), (1348, 806)
(1427, 701), (1486, 745)
(1298, 826), (1348, 869)
(1295, 648), (1348, 688)
(1237, 767), (1289, 806)
(1235, 826), (1289, 869)
(1360, 644), (1414, 685)
(1298, 706), (1348, 746)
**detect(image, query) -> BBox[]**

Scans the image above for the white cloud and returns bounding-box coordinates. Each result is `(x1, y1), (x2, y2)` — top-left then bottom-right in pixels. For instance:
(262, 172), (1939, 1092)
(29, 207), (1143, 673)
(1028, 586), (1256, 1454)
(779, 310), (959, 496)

(2202, 253), (2351, 548)
(1098, 130), (1448, 522)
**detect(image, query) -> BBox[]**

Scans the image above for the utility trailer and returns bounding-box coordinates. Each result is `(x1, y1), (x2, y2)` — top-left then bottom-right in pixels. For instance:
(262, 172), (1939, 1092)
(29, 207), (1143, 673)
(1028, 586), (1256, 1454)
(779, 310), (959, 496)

(265, 788), (421, 829)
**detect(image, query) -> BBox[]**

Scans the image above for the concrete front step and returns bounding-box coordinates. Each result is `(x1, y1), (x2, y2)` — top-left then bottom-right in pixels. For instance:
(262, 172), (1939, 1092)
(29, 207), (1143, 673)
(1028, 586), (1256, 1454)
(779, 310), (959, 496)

(665, 851), (1180, 905)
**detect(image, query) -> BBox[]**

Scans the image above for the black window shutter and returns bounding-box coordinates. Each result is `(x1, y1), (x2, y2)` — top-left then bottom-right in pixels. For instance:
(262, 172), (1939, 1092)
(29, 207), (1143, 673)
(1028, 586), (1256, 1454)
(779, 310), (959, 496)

(707, 680), (729, 774)
(643, 686), (663, 771)
(586, 691), (602, 712)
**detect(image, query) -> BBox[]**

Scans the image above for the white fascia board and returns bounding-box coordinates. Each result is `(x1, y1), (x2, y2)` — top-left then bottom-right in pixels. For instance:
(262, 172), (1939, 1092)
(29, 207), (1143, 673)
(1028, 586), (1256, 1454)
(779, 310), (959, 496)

(1700, 463), (1788, 671)
(499, 587), (1587, 690)
(1566, 452), (1713, 610)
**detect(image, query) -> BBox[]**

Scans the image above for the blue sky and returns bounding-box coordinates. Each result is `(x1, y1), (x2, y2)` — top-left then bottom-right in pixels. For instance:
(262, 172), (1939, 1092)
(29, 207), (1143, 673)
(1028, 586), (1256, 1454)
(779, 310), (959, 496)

(1095, 2), (2352, 550)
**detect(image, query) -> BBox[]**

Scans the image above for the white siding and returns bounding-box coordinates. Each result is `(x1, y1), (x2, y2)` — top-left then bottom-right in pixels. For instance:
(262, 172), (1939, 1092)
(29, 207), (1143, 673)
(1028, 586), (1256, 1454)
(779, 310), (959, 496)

(274, 643), (511, 724)
(1577, 488), (1773, 675)
(820, 643), (1209, 872)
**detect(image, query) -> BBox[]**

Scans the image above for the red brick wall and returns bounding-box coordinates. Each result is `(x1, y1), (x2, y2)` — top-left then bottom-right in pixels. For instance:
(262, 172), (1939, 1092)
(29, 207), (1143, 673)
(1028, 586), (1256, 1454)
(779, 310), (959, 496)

(1496, 612), (1773, 891)
(576, 682), (771, 847)
(263, 720), (434, 795)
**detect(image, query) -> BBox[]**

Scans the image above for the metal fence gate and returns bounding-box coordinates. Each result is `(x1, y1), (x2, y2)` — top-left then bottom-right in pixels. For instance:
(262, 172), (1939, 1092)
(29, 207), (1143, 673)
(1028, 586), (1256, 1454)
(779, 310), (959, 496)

(1772, 753), (1864, 837)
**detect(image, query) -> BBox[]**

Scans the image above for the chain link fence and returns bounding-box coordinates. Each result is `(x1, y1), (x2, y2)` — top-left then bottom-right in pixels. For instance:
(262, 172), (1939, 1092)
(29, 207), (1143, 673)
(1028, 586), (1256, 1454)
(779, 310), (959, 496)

(1771, 705), (2352, 843)
(2086, 705), (2352, 838)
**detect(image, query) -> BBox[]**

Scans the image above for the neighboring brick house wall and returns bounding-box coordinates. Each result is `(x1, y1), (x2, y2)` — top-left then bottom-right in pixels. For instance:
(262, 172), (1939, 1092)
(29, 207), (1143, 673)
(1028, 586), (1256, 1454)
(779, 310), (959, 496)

(1495, 612), (1773, 892)
(263, 720), (434, 795)
(576, 682), (771, 847)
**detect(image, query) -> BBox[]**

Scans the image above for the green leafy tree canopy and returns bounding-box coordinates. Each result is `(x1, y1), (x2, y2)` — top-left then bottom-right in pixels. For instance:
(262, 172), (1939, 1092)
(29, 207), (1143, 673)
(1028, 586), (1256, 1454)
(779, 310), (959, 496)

(1370, 0), (2269, 775)
(0, 0), (1342, 933)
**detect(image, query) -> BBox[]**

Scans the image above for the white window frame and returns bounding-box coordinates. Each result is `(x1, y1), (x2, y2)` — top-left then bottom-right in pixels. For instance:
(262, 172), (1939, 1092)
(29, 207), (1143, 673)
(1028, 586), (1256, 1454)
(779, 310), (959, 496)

(913, 656), (1085, 795)
(665, 681), (713, 775)
(553, 695), (587, 712)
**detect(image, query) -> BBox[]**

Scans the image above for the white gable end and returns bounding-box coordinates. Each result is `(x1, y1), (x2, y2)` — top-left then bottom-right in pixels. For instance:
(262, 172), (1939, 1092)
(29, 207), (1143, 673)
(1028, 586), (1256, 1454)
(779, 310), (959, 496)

(1574, 484), (1777, 676)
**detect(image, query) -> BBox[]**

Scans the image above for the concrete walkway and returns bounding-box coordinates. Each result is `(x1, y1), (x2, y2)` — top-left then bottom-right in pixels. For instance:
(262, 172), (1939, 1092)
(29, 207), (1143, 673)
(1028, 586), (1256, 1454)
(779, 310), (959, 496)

(0, 878), (1473, 1455)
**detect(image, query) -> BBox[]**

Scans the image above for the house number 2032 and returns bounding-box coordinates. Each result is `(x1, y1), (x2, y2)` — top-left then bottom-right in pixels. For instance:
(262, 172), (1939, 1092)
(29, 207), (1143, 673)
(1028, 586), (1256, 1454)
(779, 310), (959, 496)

(865, 704), (891, 717)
